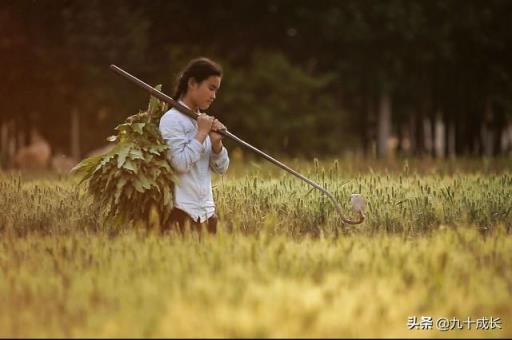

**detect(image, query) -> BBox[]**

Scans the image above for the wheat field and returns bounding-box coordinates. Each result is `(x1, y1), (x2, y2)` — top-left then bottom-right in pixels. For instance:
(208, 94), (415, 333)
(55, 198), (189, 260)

(0, 157), (511, 337)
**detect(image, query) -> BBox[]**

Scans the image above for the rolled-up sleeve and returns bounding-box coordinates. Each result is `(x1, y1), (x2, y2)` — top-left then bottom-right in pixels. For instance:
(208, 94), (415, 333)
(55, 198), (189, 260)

(210, 146), (229, 174)
(160, 115), (204, 173)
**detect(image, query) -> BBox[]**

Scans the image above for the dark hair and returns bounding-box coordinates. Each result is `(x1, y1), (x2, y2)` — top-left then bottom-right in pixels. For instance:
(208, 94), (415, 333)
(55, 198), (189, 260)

(173, 57), (223, 100)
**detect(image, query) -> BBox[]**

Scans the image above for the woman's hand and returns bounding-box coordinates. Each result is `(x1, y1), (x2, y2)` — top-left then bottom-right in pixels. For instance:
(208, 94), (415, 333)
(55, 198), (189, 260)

(210, 118), (226, 153)
(196, 113), (214, 143)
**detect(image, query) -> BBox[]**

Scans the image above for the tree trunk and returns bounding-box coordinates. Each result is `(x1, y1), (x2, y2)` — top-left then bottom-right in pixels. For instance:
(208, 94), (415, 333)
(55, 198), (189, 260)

(71, 109), (80, 160)
(481, 98), (494, 156)
(364, 89), (378, 158)
(361, 92), (372, 157)
(502, 121), (512, 155)
(396, 122), (404, 155)
(493, 101), (506, 156)
(377, 90), (391, 159)
(414, 111), (426, 156)
(434, 112), (445, 158)
(446, 120), (456, 159)
(0, 119), (7, 168)
(430, 114), (436, 157)
(423, 117), (432, 155)
(8, 120), (17, 168)
(408, 114), (416, 154)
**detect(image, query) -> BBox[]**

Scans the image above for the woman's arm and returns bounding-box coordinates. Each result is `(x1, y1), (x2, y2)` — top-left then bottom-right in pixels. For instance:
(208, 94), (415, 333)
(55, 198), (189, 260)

(210, 146), (229, 174)
(209, 118), (229, 174)
(160, 114), (204, 173)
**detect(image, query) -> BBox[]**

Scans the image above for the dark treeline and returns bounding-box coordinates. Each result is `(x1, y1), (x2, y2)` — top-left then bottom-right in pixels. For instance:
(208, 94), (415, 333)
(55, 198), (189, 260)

(1, 0), (512, 164)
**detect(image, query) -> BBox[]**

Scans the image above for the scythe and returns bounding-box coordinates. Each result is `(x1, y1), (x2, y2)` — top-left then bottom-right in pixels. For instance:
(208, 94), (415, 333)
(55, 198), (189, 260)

(110, 64), (365, 225)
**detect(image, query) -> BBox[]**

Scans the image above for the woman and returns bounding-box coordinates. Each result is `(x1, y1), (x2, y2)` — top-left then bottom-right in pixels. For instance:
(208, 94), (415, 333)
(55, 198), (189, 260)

(159, 57), (229, 235)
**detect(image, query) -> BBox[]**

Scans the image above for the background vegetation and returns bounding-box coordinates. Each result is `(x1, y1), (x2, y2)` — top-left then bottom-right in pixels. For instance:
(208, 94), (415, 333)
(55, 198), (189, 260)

(2, 0), (512, 161)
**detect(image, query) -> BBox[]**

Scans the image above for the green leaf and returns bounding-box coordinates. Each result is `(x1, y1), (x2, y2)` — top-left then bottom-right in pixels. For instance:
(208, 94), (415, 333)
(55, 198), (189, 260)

(163, 186), (171, 206)
(147, 85), (163, 116)
(148, 147), (161, 155)
(93, 153), (116, 175)
(105, 169), (121, 191)
(70, 154), (103, 183)
(132, 123), (145, 135)
(138, 173), (152, 190)
(114, 122), (130, 132)
(149, 167), (161, 178)
(143, 154), (154, 163)
(123, 159), (138, 173)
(117, 145), (131, 168)
(129, 148), (144, 160)
(133, 180), (145, 193)
(114, 177), (128, 205)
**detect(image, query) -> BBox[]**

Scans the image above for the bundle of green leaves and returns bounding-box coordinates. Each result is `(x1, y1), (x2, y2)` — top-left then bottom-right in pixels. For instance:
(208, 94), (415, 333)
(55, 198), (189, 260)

(72, 86), (178, 227)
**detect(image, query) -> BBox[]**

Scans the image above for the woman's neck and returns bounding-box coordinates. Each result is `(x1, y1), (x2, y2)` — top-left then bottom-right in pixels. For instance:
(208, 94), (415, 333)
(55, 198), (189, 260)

(181, 96), (199, 112)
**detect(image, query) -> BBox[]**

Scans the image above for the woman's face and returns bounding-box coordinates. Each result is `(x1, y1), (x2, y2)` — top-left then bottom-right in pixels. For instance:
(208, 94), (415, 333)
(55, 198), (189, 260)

(188, 75), (221, 111)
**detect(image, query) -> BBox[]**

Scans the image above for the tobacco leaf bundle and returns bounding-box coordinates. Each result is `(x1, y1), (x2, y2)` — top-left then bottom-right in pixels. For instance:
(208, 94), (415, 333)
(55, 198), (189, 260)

(71, 86), (177, 226)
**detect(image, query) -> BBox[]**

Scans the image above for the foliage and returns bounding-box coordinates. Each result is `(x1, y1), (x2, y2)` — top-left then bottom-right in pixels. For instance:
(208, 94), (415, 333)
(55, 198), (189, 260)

(70, 87), (177, 227)
(216, 51), (345, 155)
(3, 1), (512, 159)
(2, 157), (511, 236)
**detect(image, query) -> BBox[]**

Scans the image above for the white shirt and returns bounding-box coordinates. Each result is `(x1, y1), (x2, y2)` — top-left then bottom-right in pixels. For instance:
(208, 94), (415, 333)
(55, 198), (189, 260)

(159, 102), (229, 223)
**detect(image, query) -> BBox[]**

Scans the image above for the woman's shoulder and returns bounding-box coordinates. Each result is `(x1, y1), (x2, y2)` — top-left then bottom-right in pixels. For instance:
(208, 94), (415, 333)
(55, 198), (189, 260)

(160, 107), (181, 120)
(159, 108), (178, 131)
(160, 108), (183, 125)
(159, 108), (195, 131)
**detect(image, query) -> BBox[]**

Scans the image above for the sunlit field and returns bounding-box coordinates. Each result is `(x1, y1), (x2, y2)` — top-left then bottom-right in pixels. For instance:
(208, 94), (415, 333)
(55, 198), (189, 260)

(1, 157), (511, 337)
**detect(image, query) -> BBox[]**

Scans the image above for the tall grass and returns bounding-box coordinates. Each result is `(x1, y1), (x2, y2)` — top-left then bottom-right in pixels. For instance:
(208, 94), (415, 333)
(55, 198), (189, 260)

(1, 157), (511, 236)
(0, 158), (511, 337)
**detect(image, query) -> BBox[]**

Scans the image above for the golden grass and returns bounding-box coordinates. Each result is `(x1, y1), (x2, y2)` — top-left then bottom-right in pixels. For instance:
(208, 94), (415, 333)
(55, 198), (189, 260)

(0, 158), (511, 337)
